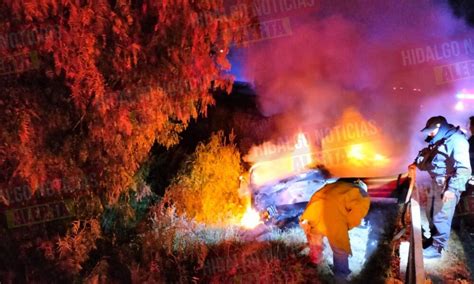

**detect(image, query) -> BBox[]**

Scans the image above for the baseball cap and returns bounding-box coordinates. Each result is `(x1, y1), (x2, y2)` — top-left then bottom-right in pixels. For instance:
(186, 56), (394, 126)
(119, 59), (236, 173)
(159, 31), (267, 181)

(420, 116), (447, 132)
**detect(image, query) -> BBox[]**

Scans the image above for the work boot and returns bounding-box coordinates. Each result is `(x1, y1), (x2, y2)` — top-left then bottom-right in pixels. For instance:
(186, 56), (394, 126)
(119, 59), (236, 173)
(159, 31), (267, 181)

(423, 245), (442, 259)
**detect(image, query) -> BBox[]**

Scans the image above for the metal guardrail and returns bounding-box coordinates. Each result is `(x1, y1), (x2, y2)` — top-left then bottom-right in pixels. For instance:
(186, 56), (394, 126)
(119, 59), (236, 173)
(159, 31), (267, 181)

(404, 164), (425, 284)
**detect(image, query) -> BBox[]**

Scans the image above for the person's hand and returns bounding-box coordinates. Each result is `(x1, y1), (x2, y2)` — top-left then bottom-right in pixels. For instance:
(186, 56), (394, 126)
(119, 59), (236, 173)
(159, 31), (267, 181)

(442, 191), (456, 203)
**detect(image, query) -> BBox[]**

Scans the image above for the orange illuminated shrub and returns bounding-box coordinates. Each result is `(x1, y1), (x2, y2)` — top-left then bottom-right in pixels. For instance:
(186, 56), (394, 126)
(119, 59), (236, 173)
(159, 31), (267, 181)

(165, 131), (245, 225)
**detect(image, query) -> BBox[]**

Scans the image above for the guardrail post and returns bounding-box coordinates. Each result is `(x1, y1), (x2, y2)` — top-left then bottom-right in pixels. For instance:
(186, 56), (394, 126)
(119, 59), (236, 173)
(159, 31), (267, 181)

(405, 165), (425, 284)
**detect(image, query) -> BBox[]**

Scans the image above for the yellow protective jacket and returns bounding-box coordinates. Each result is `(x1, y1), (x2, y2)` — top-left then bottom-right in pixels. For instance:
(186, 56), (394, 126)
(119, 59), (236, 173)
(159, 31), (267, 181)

(300, 180), (370, 254)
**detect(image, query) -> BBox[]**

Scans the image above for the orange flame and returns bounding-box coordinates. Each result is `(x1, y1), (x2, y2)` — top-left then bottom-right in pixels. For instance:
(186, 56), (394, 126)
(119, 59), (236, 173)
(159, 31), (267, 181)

(347, 143), (389, 165)
(321, 108), (392, 176)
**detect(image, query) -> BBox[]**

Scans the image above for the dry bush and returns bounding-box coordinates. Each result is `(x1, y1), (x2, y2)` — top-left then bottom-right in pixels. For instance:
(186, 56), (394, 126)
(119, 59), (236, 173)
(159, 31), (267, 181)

(128, 200), (347, 283)
(164, 131), (245, 225)
(131, 202), (211, 283)
(134, 202), (310, 283)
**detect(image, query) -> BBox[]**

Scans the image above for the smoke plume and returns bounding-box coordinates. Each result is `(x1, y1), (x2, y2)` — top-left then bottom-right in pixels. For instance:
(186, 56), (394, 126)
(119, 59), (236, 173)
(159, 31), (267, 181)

(235, 0), (474, 176)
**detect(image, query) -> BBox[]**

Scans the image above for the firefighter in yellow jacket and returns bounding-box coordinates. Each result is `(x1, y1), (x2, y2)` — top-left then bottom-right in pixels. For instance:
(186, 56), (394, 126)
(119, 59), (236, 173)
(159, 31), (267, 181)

(300, 179), (370, 280)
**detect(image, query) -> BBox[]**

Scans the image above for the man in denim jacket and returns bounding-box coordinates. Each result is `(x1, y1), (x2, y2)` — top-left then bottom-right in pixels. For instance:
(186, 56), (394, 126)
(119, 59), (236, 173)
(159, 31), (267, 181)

(416, 116), (471, 259)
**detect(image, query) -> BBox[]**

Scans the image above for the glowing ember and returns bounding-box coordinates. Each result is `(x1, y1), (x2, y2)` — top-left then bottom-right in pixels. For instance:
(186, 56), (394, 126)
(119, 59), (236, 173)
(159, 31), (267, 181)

(240, 206), (262, 229)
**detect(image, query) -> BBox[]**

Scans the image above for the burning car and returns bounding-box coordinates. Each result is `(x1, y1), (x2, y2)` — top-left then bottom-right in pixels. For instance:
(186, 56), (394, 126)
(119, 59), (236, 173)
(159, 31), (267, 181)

(239, 125), (408, 230)
(246, 164), (410, 228)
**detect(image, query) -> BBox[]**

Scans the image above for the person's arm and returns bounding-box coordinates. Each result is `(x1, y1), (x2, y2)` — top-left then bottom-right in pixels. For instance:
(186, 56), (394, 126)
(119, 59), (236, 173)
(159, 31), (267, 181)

(345, 188), (370, 229)
(447, 137), (471, 193)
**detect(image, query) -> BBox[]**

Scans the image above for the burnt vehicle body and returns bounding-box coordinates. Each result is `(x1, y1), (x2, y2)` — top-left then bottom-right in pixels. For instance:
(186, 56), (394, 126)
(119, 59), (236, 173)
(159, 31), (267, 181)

(249, 167), (410, 228)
